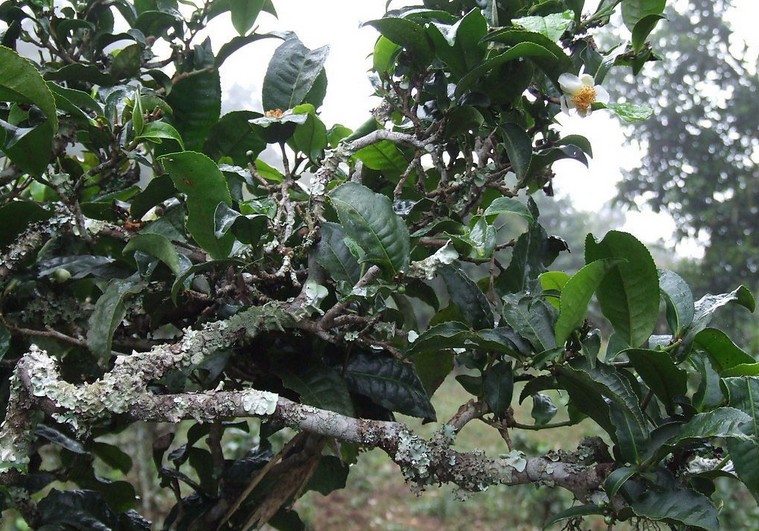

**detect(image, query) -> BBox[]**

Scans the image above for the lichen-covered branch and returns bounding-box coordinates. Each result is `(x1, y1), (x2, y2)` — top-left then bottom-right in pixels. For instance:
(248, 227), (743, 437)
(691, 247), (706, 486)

(1, 339), (612, 504)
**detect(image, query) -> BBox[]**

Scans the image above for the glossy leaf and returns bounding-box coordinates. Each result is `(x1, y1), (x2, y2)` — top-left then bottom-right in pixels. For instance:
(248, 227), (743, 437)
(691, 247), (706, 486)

(352, 140), (408, 173)
(344, 351), (436, 420)
(439, 264), (494, 329)
(330, 182), (410, 277)
(512, 10), (573, 41)
(364, 17), (434, 66)
(632, 14), (665, 52)
(621, 0), (666, 31)
(215, 33), (282, 68)
(87, 278), (144, 362)
(412, 350), (455, 398)
(538, 271), (570, 310)
(554, 259), (618, 346)
(407, 321), (473, 355)
(684, 286), (756, 348)
(605, 466), (637, 498)
(585, 231), (659, 347)
(213, 202), (268, 246)
(159, 151), (235, 259)
(670, 407), (752, 445)
(724, 377), (759, 502)
(658, 269), (694, 333)
(530, 393), (557, 426)
(274, 361), (354, 416)
(262, 35), (329, 112)
(135, 121), (185, 150)
(167, 54), (221, 151)
(694, 328), (755, 375)
(543, 504), (604, 528)
(605, 102), (654, 122)
(483, 362), (513, 419)
(500, 123), (532, 181)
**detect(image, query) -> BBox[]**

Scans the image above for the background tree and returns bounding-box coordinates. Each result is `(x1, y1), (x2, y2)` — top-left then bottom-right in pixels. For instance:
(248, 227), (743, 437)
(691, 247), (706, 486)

(613, 0), (759, 345)
(0, 1), (757, 530)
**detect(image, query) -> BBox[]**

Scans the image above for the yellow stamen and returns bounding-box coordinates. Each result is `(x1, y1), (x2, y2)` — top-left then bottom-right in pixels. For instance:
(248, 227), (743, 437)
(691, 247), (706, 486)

(572, 86), (597, 113)
(265, 109), (285, 118)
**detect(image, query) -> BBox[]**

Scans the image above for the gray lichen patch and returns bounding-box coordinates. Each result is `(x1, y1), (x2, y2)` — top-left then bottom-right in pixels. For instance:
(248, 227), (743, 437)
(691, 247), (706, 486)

(241, 389), (279, 415)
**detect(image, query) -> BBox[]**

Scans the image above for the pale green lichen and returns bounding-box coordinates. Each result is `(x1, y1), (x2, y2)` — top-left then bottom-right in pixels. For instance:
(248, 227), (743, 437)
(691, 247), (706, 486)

(501, 449), (527, 473)
(396, 430), (431, 479)
(408, 241), (459, 280)
(241, 390), (278, 416)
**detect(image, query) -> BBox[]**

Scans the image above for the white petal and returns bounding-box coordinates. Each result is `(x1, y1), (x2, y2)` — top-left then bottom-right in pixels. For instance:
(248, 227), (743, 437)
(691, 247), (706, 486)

(579, 73), (596, 87)
(558, 73), (582, 94)
(560, 95), (572, 114)
(594, 85), (610, 104)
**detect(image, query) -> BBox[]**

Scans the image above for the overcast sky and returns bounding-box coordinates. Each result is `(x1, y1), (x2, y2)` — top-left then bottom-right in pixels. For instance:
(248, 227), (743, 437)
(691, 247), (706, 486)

(205, 0), (758, 257)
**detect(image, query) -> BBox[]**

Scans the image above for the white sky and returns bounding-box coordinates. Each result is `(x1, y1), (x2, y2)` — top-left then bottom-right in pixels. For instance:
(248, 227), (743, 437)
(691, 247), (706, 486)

(205, 0), (758, 258)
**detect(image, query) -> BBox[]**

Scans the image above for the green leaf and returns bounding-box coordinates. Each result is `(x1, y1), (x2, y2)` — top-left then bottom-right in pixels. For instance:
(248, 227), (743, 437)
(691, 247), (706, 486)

(92, 442), (133, 475)
(658, 269), (694, 333)
(372, 35), (401, 73)
(632, 14), (665, 52)
(364, 17), (434, 67)
(625, 348), (687, 415)
(290, 107), (327, 161)
(500, 123), (532, 181)
(230, 0), (264, 35)
(305, 456), (349, 496)
(135, 121), (185, 150)
(215, 33), (282, 68)
(483, 362), (513, 419)
(605, 466), (637, 498)
(87, 278), (144, 362)
(557, 360), (649, 463)
(0, 326), (10, 360)
(671, 407), (752, 445)
(0, 200), (52, 248)
(213, 202), (267, 246)
(694, 328), (755, 375)
(483, 197), (533, 223)
(622, 470), (718, 530)
(439, 264), (493, 330)
(554, 259), (618, 345)
(159, 151), (235, 259)
(129, 174), (177, 220)
(512, 10), (574, 41)
(426, 8), (487, 78)
(313, 222), (361, 285)
(501, 294), (556, 353)
(110, 43), (142, 80)
(585, 231), (659, 348)
(621, 0), (666, 32)
(604, 102), (654, 122)
(352, 140), (408, 173)
(123, 233), (181, 275)
(344, 351), (436, 420)
(412, 350), (454, 398)
(724, 377), (759, 502)
(685, 286), (756, 346)
(167, 60), (221, 152)
(408, 321), (473, 355)
(543, 504), (604, 529)
(329, 182), (410, 277)
(262, 35), (329, 111)
(273, 360), (354, 416)
(530, 393), (557, 426)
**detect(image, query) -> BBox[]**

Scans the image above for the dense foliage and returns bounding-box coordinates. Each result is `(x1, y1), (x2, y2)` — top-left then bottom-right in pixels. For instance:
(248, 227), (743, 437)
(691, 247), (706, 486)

(0, 0), (756, 529)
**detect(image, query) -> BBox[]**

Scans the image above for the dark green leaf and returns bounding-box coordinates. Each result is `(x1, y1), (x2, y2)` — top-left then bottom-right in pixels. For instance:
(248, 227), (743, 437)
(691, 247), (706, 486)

(632, 14), (665, 52)
(439, 264), (494, 330)
(500, 123), (532, 181)
(290, 106), (327, 161)
(167, 60), (221, 151)
(554, 259), (618, 345)
(724, 377), (759, 502)
(38, 489), (120, 529)
(135, 121), (185, 149)
(129, 174), (176, 220)
(159, 151), (235, 259)
(0, 200), (52, 248)
(407, 321), (474, 355)
(658, 269), (694, 333)
(87, 278), (144, 362)
(671, 407), (752, 445)
(585, 231), (659, 348)
(345, 351), (436, 420)
(543, 504), (604, 528)
(110, 43), (142, 80)
(501, 294), (556, 353)
(213, 202), (268, 246)
(483, 197), (533, 223)
(0, 46), (58, 134)
(274, 361), (354, 416)
(530, 393), (557, 426)
(304, 456), (349, 496)
(412, 350), (454, 398)
(605, 466), (637, 498)
(313, 222), (361, 285)
(215, 33), (282, 68)
(512, 11), (573, 41)
(621, 0), (666, 32)
(92, 442), (133, 475)
(352, 140), (408, 173)
(625, 348), (687, 414)
(35, 425), (86, 454)
(330, 182), (410, 277)
(694, 328), (755, 374)
(483, 361), (513, 418)
(262, 35), (329, 111)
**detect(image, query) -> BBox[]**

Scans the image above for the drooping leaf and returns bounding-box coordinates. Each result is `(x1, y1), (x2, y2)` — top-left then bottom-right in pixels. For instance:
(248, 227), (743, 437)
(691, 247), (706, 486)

(683, 286), (756, 351)
(213, 202), (268, 246)
(530, 393), (558, 426)
(262, 35), (329, 112)
(87, 278), (144, 362)
(625, 348), (687, 415)
(35, 425), (86, 454)
(658, 269), (694, 334)
(621, 0), (666, 32)
(500, 123), (532, 181)
(554, 259), (618, 346)
(694, 328), (755, 375)
(483, 361), (513, 419)
(632, 14), (665, 52)
(501, 293), (556, 353)
(483, 197), (533, 224)
(159, 151), (235, 259)
(364, 17), (434, 67)
(329, 182), (410, 277)
(585, 231), (659, 348)
(304, 456), (349, 496)
(543, 505), (604, 528)
(439, 263), (494, 330)
(344, 351), (435, 420)
(412, 350), (455, 398)
(313, 222), (361, 285)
